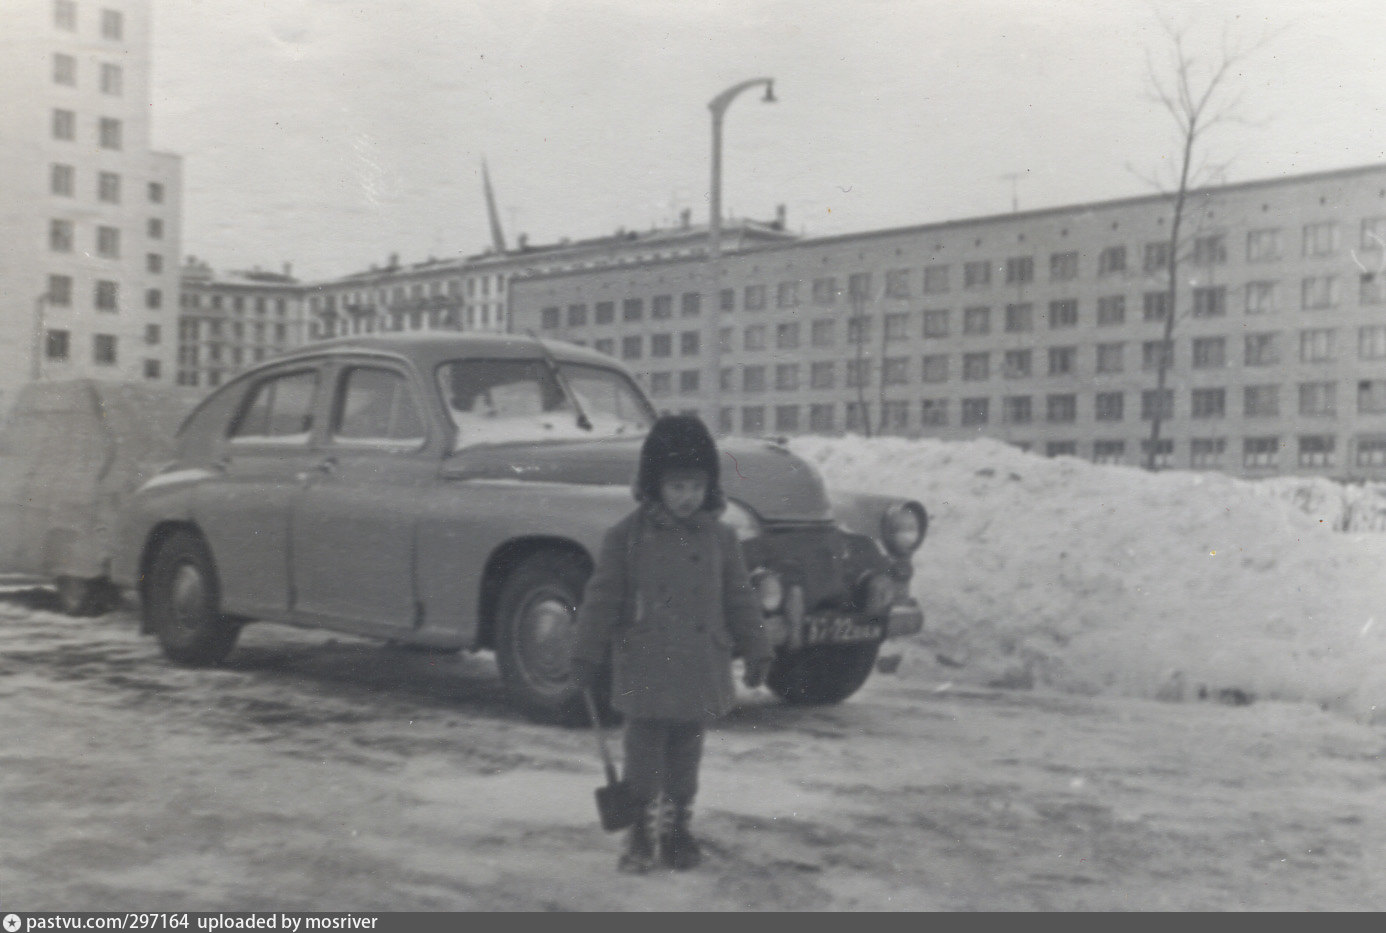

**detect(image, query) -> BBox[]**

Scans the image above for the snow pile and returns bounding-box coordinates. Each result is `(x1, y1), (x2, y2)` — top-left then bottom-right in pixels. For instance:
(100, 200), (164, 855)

(1254, 476), (1386, 532)
(789, 435), (1386, 723)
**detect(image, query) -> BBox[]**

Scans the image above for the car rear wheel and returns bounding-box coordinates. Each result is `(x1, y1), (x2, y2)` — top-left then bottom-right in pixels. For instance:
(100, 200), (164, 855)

(494, 549), (614, 726)
(766, 641), (881, 705)
(145, 530), (240, 665)
(55, 575), (119, 617)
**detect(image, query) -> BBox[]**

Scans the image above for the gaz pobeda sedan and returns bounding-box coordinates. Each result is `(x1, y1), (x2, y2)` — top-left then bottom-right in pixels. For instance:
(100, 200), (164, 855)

(112, 334), (927, 723)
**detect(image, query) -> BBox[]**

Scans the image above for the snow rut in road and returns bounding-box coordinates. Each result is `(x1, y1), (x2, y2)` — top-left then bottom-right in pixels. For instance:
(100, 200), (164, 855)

(789, 435), (1386, 723)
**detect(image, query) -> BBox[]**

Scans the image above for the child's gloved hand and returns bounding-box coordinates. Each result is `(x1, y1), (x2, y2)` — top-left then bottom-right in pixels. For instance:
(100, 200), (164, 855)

(742, 656), (773, 689)
(569, 658), (599, 692)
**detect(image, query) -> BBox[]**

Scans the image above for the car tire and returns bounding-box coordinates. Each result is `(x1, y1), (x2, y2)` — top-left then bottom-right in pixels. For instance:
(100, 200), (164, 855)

(494, 549), (614, 726)
(55, 575), (119, 617)
(144, 529), (240, 665)
(766, 641), (882, 706)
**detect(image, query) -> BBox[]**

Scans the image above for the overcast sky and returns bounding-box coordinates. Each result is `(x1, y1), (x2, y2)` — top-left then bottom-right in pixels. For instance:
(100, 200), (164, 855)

(147, 0), (1386, 281)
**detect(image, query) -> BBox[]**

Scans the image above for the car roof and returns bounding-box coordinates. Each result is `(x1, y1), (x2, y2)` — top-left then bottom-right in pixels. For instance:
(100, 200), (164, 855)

(270, 331), (622, 372)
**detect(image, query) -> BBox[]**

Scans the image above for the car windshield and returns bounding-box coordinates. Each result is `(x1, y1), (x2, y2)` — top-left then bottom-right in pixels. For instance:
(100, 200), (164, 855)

(437, 358), (654, 449)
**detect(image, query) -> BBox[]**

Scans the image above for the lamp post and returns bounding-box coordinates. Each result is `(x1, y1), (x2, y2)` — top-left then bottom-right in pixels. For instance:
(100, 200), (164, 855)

(707, 77), (775, 260)
(30, 293), (50, 381)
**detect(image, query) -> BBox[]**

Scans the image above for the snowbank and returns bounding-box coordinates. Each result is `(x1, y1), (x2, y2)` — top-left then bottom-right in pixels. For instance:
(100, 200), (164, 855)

(789, 435), (1386, 723)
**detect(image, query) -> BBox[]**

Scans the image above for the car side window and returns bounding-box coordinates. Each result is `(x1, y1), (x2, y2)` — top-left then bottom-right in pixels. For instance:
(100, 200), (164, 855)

(332, 366), (426, 445)
(230, 369), (319, 441)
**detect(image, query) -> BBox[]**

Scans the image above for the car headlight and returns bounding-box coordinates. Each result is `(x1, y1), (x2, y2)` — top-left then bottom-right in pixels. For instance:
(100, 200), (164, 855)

(880, 501), (927, 556)
(722, 499), (762, 542)
(856, 571), (899, 614)
(750, 568), (784, 613)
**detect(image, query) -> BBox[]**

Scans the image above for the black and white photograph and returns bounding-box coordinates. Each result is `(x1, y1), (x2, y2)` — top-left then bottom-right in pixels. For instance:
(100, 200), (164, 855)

(2, 0), (1386, 913)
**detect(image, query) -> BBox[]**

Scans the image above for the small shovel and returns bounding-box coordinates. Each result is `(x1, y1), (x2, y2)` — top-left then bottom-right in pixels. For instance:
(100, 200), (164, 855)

(582, 690), (641, 832)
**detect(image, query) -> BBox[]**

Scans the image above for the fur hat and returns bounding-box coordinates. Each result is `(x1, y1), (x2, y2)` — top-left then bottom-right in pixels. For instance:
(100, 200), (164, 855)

(633, 414), (724, 512)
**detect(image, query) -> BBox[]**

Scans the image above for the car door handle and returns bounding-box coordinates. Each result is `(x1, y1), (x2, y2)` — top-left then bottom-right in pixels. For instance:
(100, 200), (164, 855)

(296, 457), (337, 482)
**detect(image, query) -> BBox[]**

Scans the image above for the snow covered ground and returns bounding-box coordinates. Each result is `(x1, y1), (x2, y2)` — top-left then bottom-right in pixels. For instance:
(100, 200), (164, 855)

(791, 436), (1386, 724)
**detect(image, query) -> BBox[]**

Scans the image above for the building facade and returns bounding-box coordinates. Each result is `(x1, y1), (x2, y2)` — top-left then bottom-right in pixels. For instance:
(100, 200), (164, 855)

(0, 0), (182, 415)
(511, 164), (1386, 480)
(176, 258), (307, 389)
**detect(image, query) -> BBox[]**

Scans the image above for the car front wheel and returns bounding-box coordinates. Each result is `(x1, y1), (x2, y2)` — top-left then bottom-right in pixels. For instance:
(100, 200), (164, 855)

(766, 641), (881, 705)
(144, 529), (240, 665)
(494, 549), (612, 726)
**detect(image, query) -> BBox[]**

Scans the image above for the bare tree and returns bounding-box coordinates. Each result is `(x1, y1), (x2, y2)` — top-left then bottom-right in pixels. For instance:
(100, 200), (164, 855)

(1136, 20), (1269, 470)
(848, 280), (873, 437)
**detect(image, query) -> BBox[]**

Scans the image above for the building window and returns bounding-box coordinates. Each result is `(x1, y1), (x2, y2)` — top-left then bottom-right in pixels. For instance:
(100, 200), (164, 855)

(719, 288), (736, 313)
(1003, 349), (1032, 378)
(622, 298), (643, 322)
(1299, 328), (1336, 363)
(810, 361), (835, 389)
(566, 303), (587, 327)
(718, 327), (732, 353)
(1191, 388), (1226, 419)
(46, 329), (70, 360)
(1143, 241), (1169, 273)
(744, 284), (767, 311)
(1245, 281), (1278, 314)
(1192, 286), (1226, 318)
(847, 315), (872, 344)
(644, 294), (670, 320)
(1243, 436), (1280, 469)
(46, 274), (73, 307)
(884, 311), (910, 341)
(1141, 439), (1175, 468)
(848, 272), (872, 301)
(144, 324), (161, 346)
(1046, 394), (1076, 423)
(1098, 246), (1127, 276)
(960, 398), (989, 426)
(1243, 384), (1280, 417)
(776, 322), (800, 350)
(1142, 340), (1172, 372)
(96, 225), (120, 258)
(679, 370), (699, 394)
(1361, 273), (1386, 306)
(1296, 435), (1335, 468)
(1143, 291), (1169, 321)
(100, 63), (123, 95)
(846, 359), (872, 388)
(1002, 395), (1032, 424)
(811, 318), (834, 347)
(1302, 221), (1339, 257)
(1247, 228), (1282, 262)
(53, 53), (76, 86)
(1095, 342), (1124, 374)
(923, 264), (950, 294)
(99, 117), (122, 150)
(621, 335), (641, 359)
(146, 288), (162, 309)
(650, 372), (672, 397)
(1096, 295), (1126, 326)
(775, 364), (800, 391)
(1048, 299), (1078, 329)
(920, 398), (948, 426)
(719, 368), (733, 392)
(1299, 382), (1337, 417)
(880, 400), (910, 433)
(1048, 346), (1076, 375)
(1301, 276), (1339, 310)
(50, 163), (75, 196)
(101, 8), (124, 39)
(146, 217), (164, 240)
(1193, 234), (1227, 265)
(1095, 392), (1124, 421)
(811, 277), (837, 306)
(882, 357), (909, 386)
(1046, 441), (1077, 458)
(592, 301), (614, 324)
(146, 253), (163, 274)
(963, 306), (990, 335)
(147, 181), (165, 204)
(679, 331), (699, 356)
(845, 403), (871, 433)
(55, 1), (76, 30)
(680, 292), (701, 316)
(1005, 256), (1034, 285)
(93, 334), (117, 365)
(1359, 326), (1386, 360)
(143, 359), (161, 380)
(52, 108), (75, 140)
(1244, 333), (1278, 366)
(964, 260), (991, 289)
(921, 354), (949, 383)
(962, 352), (989, 381)
(1357, 380), (1386, 414)
(744, 324), (766, 350)
(742, 406), (765, 434)
(922, 309), (949, 338)
(1358, 438), (1386, 467)
(884, 269), (910, 299)
(1004, 303), (1032, 332)
(1192, 336), (1226, 368)
(1189, 438), (1226, 468)
(1050, 251), (1078, 281)
(809, 404), (835, 432)
(775, 405), (801, 433)
(650, 333), (672, 357)
(743, 366), (766, 393)
(1141, 389), (1173, 421)
(1093, 440), (1125, 464)
(49, 219), (74, 252)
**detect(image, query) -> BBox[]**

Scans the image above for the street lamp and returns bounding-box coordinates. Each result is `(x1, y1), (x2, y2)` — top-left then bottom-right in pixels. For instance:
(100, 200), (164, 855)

(707, 77), (776, 260)
(30, 293), (50, 381)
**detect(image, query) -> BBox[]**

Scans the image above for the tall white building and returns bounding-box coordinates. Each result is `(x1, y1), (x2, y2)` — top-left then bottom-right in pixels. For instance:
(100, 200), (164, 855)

(0, 0), (182, 416)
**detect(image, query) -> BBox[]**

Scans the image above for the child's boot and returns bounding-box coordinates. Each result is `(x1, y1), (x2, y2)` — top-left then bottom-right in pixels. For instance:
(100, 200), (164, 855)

(660, 798), (703, 870)
(618, 803), (657, 874)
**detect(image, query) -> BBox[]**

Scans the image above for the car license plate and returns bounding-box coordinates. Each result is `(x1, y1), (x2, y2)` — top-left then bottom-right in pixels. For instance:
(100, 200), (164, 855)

(803, 616), (883, 645)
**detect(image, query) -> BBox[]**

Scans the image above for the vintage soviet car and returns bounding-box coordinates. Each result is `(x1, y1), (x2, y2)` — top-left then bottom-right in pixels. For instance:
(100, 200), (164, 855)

(112, 333), (927, 723)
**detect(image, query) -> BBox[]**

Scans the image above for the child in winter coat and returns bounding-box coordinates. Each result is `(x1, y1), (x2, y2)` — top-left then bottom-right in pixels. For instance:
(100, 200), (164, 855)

(570, 414), (774, 873)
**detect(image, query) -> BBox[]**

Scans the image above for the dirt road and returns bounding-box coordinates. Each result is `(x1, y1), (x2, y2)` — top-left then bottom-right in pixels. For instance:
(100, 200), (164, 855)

(2, 588), (1383, 911)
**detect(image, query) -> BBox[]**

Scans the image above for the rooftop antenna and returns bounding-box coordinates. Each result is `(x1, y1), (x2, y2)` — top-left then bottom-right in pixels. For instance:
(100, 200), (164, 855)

(1000, 171), (1028, 213)
(482, 158), (507, 254)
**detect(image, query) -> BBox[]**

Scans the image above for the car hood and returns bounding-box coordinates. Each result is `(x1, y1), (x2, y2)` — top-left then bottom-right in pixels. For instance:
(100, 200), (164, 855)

(441, 435), (832, 522)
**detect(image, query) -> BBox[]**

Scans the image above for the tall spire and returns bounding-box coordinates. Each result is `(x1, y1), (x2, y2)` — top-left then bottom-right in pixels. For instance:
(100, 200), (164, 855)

(482, 158), (507, 254)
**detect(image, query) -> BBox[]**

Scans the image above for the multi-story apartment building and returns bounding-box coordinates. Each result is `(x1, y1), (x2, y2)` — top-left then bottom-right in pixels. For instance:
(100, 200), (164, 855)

(176, 257), (307, 388)
(511, 163), (1386, 480)
(0, 0), (181, 415)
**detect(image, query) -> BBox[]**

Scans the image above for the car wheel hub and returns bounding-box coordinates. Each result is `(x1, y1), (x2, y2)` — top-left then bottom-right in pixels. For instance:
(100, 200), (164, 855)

(170, 563), (206, 630)
(516, 593), (575, 690)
